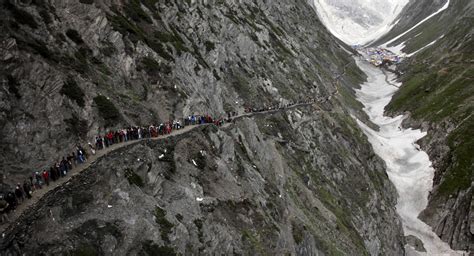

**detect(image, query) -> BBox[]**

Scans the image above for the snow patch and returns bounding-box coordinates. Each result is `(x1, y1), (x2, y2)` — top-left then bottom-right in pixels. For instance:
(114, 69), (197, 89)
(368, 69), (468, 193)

(385, 42), (406, 56)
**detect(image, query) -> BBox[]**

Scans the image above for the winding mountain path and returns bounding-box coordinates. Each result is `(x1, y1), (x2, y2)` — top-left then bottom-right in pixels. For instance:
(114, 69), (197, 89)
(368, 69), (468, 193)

(0, 100), (323, 234)
(0, 53), (354, 235)
(0, 124), (197, 234)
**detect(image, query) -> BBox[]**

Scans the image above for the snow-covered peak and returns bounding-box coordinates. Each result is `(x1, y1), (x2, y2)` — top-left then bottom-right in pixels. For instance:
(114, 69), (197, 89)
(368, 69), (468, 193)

(312, 0), (409, 45)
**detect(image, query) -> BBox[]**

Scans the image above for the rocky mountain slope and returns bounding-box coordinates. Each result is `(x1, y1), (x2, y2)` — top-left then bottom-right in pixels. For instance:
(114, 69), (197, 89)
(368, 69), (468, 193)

(376, 0), (473, 251)
(0, 0), (405, 255)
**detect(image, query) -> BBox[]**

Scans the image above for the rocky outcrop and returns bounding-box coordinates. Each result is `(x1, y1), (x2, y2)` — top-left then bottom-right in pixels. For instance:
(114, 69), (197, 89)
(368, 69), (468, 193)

(399, 117), (473, 252)
(0, 0), (405, 254)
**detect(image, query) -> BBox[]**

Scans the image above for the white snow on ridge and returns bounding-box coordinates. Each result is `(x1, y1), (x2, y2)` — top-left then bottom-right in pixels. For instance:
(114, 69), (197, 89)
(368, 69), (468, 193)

(406, 35), (444, 57)
(312, 0), (409, 45)
(385, 42), (407, 56)
(382, 0), (450, 47)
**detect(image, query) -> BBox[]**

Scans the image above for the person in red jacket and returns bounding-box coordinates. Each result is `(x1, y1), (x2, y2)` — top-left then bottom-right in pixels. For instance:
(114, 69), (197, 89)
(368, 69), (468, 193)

(42, 170), (50, 186)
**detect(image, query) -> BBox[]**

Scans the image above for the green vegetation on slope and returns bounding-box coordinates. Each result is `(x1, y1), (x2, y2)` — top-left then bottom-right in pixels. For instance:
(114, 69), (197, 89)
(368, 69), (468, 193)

(93, 95), (121, 126)
(61, 78), (86, 107)
(386, 28), (473, 196)
(154, 206), (174, 242)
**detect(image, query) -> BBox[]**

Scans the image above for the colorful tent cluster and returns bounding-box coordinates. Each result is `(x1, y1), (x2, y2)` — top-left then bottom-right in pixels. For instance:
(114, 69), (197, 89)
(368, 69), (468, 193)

(353, 45), (403, 67)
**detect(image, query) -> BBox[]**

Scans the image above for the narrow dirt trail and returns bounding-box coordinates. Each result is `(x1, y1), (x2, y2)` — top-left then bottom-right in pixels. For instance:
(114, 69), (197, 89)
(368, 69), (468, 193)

(0, 100), (322, 234)
(0, 124), (198, 233)
(0, 56), (353, 234)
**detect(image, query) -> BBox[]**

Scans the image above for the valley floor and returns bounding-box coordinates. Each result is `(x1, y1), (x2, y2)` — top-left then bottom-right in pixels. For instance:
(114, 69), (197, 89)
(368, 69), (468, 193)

(353, 57), (467, 256)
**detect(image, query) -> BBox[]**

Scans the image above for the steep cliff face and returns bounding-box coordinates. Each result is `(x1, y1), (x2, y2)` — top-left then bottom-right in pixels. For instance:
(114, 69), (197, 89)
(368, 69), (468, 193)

(2, 0), (354, 180)
(378, 0), (473, 251)
(0, 0), (405, 255)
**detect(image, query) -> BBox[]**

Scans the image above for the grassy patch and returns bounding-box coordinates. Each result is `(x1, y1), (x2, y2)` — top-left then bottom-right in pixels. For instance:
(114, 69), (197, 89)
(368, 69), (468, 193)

(71, 244), (98, 256)
(241, 229), (265, 254)
(194, 219), (204, 243)
(140, 0), (159, 11)
(39, 9), (52, 24)
(317, 186), (368, 255)
(204, 41), (215, 52)
(64, 114), (88, 139)
(153, 30), (189, 55)
(6, 75), (21, 99)
(4, 2), (39, 29)
(268, 31), (293, 60)
(108, 7), (174, 61)
(72, 47), (92, 74)
(388, 66), (473, 122)
(124, 168), (144, 187)
(140, 241), (176, 256)
(60, 78), (85, 107)
(337, 83), (364, 111)
(66, 29), (84, 44)
(24, 39), (52, 59)
(124, 0), (152, 23)
(138, 57), (172, 75)
(101, 44), (116, 57)
(438, 116), (474, 194)
(93, 95), (121, 126)
(107, 12), (142, 38)
(292, 222), (305, 245)
(154, 206), (174, 242)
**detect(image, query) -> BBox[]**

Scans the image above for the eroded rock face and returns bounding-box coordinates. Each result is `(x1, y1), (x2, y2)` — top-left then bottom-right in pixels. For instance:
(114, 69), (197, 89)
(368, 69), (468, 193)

(413, 119), (473, 252)
(0, 0), (404, 254)
(0, 0), (340, 180)
(1, 120), (403, 255)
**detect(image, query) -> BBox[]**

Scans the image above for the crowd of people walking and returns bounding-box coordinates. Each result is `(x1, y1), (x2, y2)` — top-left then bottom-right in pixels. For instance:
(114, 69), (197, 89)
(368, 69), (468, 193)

(0, 114), (228, 224)
(0, 144), (89, 224)
(0, 98), (318, 225)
